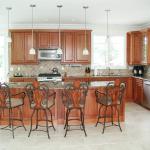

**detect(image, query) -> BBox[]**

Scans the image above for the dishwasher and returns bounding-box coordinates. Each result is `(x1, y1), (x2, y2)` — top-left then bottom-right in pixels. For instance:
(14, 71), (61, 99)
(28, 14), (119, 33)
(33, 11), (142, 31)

(143, 79), (150, 109)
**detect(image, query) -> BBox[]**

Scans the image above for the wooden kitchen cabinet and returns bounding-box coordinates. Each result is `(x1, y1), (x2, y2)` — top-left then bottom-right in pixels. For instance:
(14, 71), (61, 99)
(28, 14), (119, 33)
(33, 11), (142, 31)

(133, 78), (143, 105)
(61, 32), (75, 63)
(11, 31), (38, 64)
(61, 30), (91, 64)
(75, 31), (91, 63)
(11, 32), (25, 64)
(126, 31), (142, 65)
(147, 29), (150, 64)
(37, 32), (59, 49)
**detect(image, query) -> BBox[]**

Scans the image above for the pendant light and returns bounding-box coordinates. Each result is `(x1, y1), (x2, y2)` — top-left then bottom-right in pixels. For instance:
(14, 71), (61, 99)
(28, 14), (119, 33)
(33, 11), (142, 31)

(29, 4), (36, 55)
(6, 7), (12, 43)
(83, 6), (89, 55)
(57, 5), (63, 55)
(105, 9), (112, 67)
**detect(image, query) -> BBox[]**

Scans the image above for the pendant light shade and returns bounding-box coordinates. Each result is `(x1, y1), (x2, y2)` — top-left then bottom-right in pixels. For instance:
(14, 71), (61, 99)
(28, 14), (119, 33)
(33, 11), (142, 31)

(57, 5), (63, 55)
(29, 4), (36, 55)
(6, 7), (12, 43)
(83, 6), (89, 56)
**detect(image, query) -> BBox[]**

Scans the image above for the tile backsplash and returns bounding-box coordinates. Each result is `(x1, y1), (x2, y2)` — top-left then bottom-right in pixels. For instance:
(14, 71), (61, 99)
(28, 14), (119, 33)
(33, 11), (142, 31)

(9, 61), (132, 77)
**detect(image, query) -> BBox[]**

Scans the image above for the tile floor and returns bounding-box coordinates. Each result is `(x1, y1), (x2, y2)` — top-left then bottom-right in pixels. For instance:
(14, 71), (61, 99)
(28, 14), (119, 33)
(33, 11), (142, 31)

(0, 102), (150, 150)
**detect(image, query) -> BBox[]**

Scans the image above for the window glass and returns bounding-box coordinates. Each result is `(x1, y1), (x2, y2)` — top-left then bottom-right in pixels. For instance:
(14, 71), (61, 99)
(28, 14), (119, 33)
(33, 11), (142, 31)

(0, 35), (8, 82)
(92, 35), (126, 69)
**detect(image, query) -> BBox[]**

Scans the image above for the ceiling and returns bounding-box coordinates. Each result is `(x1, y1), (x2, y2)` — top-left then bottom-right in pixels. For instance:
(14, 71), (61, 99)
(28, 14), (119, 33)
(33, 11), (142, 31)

(0, 0), (150, 27)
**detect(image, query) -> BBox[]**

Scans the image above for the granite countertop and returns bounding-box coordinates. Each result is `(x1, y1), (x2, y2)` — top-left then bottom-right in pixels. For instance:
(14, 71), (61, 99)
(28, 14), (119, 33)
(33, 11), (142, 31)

(8, 81), (113, 89)
(64, 74), (131, 78)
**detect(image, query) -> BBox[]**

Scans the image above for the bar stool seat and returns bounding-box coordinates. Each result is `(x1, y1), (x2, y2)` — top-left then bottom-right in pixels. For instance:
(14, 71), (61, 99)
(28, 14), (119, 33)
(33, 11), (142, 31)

(5, 98), (23, 108)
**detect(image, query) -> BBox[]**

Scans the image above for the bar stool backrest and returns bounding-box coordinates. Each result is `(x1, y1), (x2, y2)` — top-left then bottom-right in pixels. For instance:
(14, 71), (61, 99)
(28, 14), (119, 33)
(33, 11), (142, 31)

(0, 83), (10, 107)
(106, 82), (126, 105)
(25, 83), (55, 109)
(62, 82), (88, 108)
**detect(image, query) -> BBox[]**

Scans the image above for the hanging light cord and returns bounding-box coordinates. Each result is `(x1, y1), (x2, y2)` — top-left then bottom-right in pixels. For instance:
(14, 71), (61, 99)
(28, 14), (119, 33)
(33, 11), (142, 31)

(58, 6), (61, 48)
(84, 6), (88, 49)
(106, 9), (110, 39)
(30, 4), (36, 49)
(31, 5), (34, 49)
(6, 7), (12, 36)
(7, 8), (10, 31)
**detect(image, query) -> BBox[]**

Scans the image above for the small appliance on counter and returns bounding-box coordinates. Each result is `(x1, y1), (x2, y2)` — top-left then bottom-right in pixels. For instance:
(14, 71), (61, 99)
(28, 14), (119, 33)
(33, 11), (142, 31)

(132, 65), (144, 77)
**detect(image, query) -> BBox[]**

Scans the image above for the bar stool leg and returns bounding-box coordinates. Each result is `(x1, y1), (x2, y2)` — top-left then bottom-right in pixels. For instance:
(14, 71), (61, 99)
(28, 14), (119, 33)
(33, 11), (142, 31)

(116, 106), (122, 132)
(102, 106), (107, 134)
(10, 108), (14, 138)
(44, 109), (50, 139)
(48, 109), (55, 131)
(80, 108), (87, 136)
(95, 105), (102, 127)
(35, 109), (39, 129)
(28, 109), (35, 137)
(111, 106), (114, 125)
(64, 109), (70, 137)
(64, 108), (67, 129)
(19, 107), (26, 131)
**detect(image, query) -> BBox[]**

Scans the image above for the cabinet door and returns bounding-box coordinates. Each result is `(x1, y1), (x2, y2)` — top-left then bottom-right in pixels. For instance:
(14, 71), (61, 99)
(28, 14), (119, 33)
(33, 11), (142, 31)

(130, 32), (142, 64)
(24, 32), (38, 64)
(37, 32), (50, 48)
(134, 78), (143, 105)
(61, 32), (75, 63)
(50, 32), (59, 49)
(75, 31), (91, 64)
(147, 30), (150, 64)
(126, 32), (131, 65)
(11, 32), (25, 64)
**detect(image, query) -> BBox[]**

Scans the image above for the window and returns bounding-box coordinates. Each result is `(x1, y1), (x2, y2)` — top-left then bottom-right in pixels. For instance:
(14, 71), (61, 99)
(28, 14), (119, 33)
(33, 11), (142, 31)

(0, 35), (8, 82)
(92, 35), (126, 69)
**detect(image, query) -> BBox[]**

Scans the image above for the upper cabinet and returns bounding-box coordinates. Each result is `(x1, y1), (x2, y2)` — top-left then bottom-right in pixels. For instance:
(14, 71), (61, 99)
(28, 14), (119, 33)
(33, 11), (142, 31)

(11, 31), (38, 64)
(37, 32), (59, 49)
(61, 30), (91, 64)
(126, 31), (142, 65)
(75, 31), (91, 64)
(127, 29), (150, 65)
(147, 29), (150, 64)
(11, 30), (91, 65)
(61, 32), (75, 63)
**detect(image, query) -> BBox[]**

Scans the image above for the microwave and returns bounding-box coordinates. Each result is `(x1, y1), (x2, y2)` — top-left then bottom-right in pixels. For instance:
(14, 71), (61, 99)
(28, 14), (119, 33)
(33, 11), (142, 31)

(38, 49), (62, 60)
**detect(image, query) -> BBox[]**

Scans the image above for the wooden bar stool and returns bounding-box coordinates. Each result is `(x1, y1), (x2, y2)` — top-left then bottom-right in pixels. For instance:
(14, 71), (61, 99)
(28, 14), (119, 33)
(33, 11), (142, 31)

(62, 82), (88, 137)
(0, 82), (26, 138)
(95, 82), (126, 133)
(25, 83), (56, 139)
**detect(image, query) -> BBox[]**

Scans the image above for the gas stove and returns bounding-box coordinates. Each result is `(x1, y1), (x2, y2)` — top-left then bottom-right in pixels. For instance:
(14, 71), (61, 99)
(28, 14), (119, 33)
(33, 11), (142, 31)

(37, 73), (62, 82)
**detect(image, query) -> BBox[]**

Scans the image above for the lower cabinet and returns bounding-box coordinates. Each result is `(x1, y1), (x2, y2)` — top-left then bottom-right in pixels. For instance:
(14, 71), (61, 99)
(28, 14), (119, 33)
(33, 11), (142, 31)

(133, 78), (143, 105)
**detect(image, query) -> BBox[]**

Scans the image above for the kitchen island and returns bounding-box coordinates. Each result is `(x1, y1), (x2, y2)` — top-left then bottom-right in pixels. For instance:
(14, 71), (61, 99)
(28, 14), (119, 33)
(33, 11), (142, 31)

(1, 81), (125, 125)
